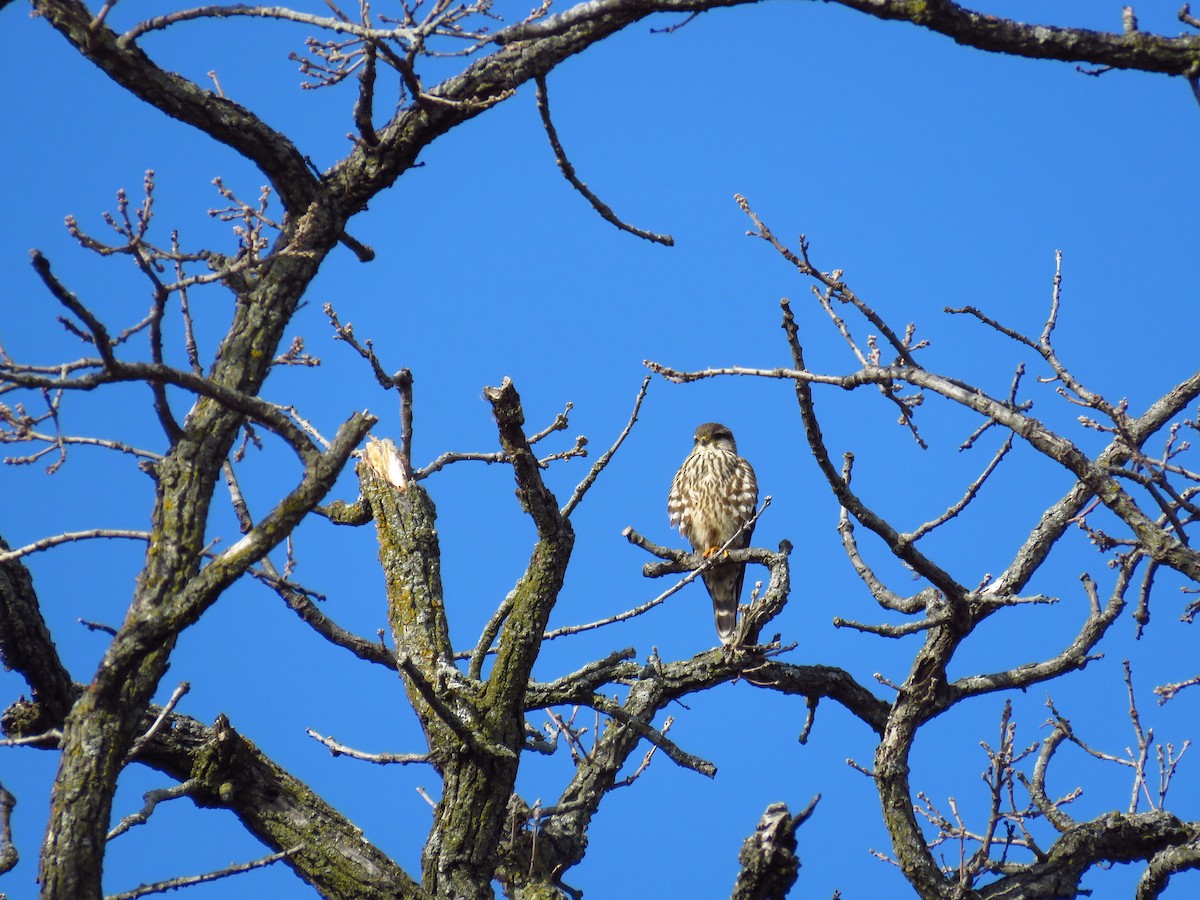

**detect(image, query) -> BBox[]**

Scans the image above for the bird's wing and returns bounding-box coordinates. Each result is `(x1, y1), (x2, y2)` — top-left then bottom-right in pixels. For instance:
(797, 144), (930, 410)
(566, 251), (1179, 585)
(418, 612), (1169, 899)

(667, 465), (687, 530)
(722, 455), (760, 640)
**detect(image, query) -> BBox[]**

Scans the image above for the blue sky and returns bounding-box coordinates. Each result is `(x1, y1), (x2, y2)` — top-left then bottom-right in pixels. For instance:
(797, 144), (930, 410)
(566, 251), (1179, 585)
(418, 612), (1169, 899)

(3, 1), (1200, 897)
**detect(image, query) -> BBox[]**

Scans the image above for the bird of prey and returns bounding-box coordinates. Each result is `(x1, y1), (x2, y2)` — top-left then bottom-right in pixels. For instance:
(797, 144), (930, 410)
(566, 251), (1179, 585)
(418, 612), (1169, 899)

(668, 422), (759, 644)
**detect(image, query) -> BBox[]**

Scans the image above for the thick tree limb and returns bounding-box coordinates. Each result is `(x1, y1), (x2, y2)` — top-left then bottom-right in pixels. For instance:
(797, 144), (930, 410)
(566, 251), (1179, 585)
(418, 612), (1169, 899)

(480, 380), (575, 724)
(977, 811), (1200, 900)
(4, 697), (424, 898)
(32, 1), (320, 210)
(0, 781), (16, 876)
(358, 385), (579, 898)
(1136, 840), (1200, 900)
(359, 456), (457, 735)
(0, 536), (74, 724)
(754, 662), (890, 735)
(14, 2), (1200, 899)
(40, 404), (370, 899)
(731, 798), (819, 900)
(828, 0), (1200, 76)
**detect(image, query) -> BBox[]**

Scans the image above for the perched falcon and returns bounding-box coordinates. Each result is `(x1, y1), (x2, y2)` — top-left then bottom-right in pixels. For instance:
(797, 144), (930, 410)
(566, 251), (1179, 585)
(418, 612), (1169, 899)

(668, 422), (759, 644)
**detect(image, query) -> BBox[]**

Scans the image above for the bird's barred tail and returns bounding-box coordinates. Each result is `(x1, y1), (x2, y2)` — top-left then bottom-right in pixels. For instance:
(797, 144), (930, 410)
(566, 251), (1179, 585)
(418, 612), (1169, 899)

(702, 565), (742, 645)
(712, 596), (737, 644)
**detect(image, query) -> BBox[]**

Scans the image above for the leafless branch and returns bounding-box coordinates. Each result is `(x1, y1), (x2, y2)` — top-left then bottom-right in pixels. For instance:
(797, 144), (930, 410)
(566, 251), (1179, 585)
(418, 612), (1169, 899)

(128, 681), (190, 759)
(0, 730), (63, 749)
(834, 462), (942, 616)
(585, 694), (715, 778)
(105, 847), (301, 900)
(544, 707), (593, 767)
(0, 529), (151, 564)
(2, 428), (163, 468)
(120, 6), (406, 46)
(947, 568), (1130, 707)
(1, 355), (331, 465)
(535, 76), (673, 246)
(645, 356), (1200, 589)
(1036, 662), (1190, 825)
(1156, 673), (1200, 704)
(306, 728), (432, 765)
(521, 649), (638, 709)
(615, 498), (776, 641)
(906, 434), (1014, 542)
(562, 376), (650, 517)
(107, 780), (200, 841)
(414, 398), (580, 480)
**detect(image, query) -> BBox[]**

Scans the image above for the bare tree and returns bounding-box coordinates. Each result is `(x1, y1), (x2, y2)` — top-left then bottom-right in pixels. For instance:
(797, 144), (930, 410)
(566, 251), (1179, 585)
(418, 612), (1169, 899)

(649, 196), (1200, 899)
(2, 2), (1199, 899)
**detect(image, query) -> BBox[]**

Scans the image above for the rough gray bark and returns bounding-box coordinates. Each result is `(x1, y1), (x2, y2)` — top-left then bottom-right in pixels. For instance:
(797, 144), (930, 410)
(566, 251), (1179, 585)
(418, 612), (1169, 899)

(731, 800), (817, 900)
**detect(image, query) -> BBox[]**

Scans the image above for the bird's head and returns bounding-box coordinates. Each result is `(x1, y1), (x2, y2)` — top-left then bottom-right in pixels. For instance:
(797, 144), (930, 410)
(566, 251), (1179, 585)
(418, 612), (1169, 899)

(693, 422), (736, 453)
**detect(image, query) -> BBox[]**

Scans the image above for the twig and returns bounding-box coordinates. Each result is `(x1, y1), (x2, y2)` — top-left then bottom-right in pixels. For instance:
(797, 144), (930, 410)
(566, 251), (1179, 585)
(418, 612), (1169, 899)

(539, 569), (691, 641)
(1018, 717), (1078, 833)
(527, 402), (574, 445)
(545, 708), (592, 766)
(415, 786), (438, 809)
(323, 302), (405, 392)
(534, 76), (673, 246)
(1122, 660), (1154, 812)
(2, 357), (332, 464)
(306, 728), (431, 765)
(837, 474), (938, 615)
(524, 498), (774, 643)
(587, 694), (715, 777)
(418, 447), (507, 477)
(0, 730), (63, 748)
(740, 195), (918, 366)
(128, 681), (190, 758)
(611, 716), (673, 788)
(105, 847), (301, 900)
(417, 402), (582, 479)
(1155, 673), (1200, 704)
(0, 529), (151, 564)
(30, 251), (116, 366)
(798, 696), (818, 745)
(905, 434), (1014, 542)
(650, 11), (700, 33)
(108, 780), (200, 840)
(846, 758), (875, 778)
(89, 0), (118, 31)
(272, 404), (333, 450)
(561, 375), (650, 517)
(832, 613), (952, 638)
(79, 618), (118, 635)
(2, 428), (163, 466)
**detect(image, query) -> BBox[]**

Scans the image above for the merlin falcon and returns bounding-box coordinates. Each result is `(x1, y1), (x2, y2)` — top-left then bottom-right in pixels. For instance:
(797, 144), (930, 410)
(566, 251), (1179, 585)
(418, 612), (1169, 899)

(668, 422), (759, 644)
